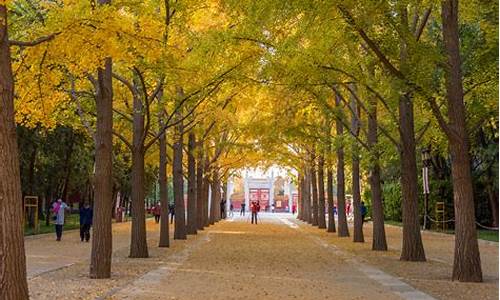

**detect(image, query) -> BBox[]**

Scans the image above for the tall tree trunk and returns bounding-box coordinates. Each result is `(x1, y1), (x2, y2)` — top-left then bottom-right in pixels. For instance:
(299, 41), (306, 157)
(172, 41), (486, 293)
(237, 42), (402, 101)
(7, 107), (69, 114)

(90, 56), (114, 275)
(187, 132), (197, 234)
(303, 169), (312, 223)
(173, 101), (186, 240)
(367, 88), (387, 250)
(196, 148), (204, 230)
(203, 174), (210, 227)
(129, 88), (148, 258)
(89, 0), (114, 279)
(326, 164), (336, 232)
(350, 85), (364, 243)
(441, 0), (482, 282)
(335, 91), (349, 237)
(486, 181), (498, 228)
(399, 8), (425, 261)
(0, 5), (29, 297)
(317, 154), (327, 229)
(213, 174), (221, 222)
(310, 154), (319, 226)
(297, 174), (303, 220)
(61, 130), (75, 202)
(158, 111), (169, 247)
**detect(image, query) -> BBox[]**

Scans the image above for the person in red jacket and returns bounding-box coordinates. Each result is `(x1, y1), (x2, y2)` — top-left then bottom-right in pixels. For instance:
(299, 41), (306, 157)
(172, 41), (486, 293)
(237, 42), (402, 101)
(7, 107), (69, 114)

(251, 201), (260, 224)
(153, 202), (161, 223)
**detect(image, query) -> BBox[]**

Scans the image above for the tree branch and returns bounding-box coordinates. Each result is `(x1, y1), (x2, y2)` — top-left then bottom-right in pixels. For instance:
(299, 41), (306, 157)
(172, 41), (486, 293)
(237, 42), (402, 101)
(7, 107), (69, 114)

(9, 32), (60, 47)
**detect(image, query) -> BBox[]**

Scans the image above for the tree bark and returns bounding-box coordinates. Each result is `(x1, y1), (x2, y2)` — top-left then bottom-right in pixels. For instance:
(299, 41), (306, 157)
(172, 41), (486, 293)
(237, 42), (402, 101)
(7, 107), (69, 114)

(367, 88), (387, 250)
(187, 132), (197, 234)
(61, 130), (75, 202)
(317, 154), (327, 229)
(129, 86), (148, 258)
(310, 155), (319, 226)
(326, 165), (336, 232)
(0, 5), (29, 297)
(203, 174), (210, 227)
(350, 85), (364, 243)
(298, 173), (303, 220)
(303, 169), (312, 223)
(441, 0), (482, 282)
(173, 103), (186, 240)
(90, 0), (114, 279)
(90, 56), (114, 275)
(335, 91), (349, 237)
(196, 148), (204, 230)
(158, 113), (169, 247)
(399, 8), (426, 261)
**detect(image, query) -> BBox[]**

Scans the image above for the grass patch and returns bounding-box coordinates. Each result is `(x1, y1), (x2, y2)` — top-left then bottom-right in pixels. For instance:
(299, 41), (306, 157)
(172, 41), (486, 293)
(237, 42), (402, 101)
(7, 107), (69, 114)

(384, 220), (498, 242)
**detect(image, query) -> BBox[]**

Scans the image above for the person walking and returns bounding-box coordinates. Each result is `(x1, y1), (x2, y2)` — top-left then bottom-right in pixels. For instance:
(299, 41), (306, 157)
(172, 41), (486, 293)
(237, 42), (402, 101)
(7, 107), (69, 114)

(292, 202), (296, 215)
(229, 203), (234, 217)
(361, 201), (367, 224)
(220, 199), (226, 219)
(52, 198), (69, 241)
(240, 202), (246, 216)
(169, 203), (175, 224)
(79, 202), (93, 242)
(251, 201), (260, 224)
(153, 202), (161, 223)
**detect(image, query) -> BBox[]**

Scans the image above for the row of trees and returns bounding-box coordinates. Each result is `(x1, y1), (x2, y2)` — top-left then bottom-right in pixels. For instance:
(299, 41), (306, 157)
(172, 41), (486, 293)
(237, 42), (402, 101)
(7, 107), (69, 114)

(224, 0), (496, 283)
(0, 0), (497, 298)
(1, 0), (262, 298)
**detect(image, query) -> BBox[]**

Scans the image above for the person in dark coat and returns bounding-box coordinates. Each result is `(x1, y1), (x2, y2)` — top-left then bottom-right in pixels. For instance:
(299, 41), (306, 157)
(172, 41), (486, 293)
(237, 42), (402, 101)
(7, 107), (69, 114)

(79, 202), (93, 242)
(169, 203), (175, 224)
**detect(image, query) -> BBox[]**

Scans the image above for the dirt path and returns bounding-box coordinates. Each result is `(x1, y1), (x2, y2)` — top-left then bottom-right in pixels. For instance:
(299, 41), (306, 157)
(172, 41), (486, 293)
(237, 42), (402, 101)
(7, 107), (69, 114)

(109, 213), (429, 300)
(26, 213), (498, 299)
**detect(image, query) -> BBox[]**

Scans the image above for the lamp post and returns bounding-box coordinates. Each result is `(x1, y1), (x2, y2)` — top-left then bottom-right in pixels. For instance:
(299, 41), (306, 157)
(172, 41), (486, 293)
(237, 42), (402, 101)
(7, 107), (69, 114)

(421, 148), (431, 230)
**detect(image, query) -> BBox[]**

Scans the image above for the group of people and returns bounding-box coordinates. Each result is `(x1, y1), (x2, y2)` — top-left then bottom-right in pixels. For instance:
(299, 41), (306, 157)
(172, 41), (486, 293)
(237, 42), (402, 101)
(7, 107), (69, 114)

(151, 202), (176, 224)
(50, 199), (93, 242)
(332, 201), (368, 222)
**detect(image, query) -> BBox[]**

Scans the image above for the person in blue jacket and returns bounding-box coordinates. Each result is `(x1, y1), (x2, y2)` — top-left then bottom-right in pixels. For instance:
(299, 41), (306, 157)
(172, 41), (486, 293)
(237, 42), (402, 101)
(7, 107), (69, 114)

(79, 202), (93, 242)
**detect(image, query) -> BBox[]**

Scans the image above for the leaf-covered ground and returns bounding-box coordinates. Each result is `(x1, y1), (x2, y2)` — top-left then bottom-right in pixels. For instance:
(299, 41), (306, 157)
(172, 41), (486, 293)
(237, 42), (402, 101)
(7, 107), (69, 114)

(27, 214), (498, 299)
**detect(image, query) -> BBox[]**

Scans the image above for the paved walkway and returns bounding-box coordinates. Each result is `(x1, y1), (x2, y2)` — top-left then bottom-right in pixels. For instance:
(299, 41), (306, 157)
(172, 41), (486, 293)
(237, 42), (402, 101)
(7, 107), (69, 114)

(26, 213), (498, 299)
(109, 213), (433, 300)
(25, 219), (158, 279)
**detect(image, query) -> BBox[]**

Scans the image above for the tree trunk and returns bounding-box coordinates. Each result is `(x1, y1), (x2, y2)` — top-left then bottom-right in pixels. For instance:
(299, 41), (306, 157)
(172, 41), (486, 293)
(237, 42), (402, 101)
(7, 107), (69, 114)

(335, 91), (349, 237)
(129, 89), (148, 258)
(310, 154), (319, 226)
(303, 169), (312, 223)
(61, 129), (74, 202)
(90, 56), (114, 275)
(196, 148), (204, 230)
(398, 94), (425, 261)
(367, 81), (387, 250)
(173, 105), (186, 240)
(486, 182), (498, 228)
(90, 0), (114, 279)
(203, 174), (210, 227)
(0, 6), (29, 297)
(441, 0), (482, 282)
(297, 174), (303, 220)
(350, 85), (364, 243)
(317, 154), (327, 229)
(210, 171), (220, 224)
(398, 7), (425, 261)
(187, 132), (197, 234)
(351, 153), (363, 242)
(158, 113), (169, 247)
(326, 165), (336, 232)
